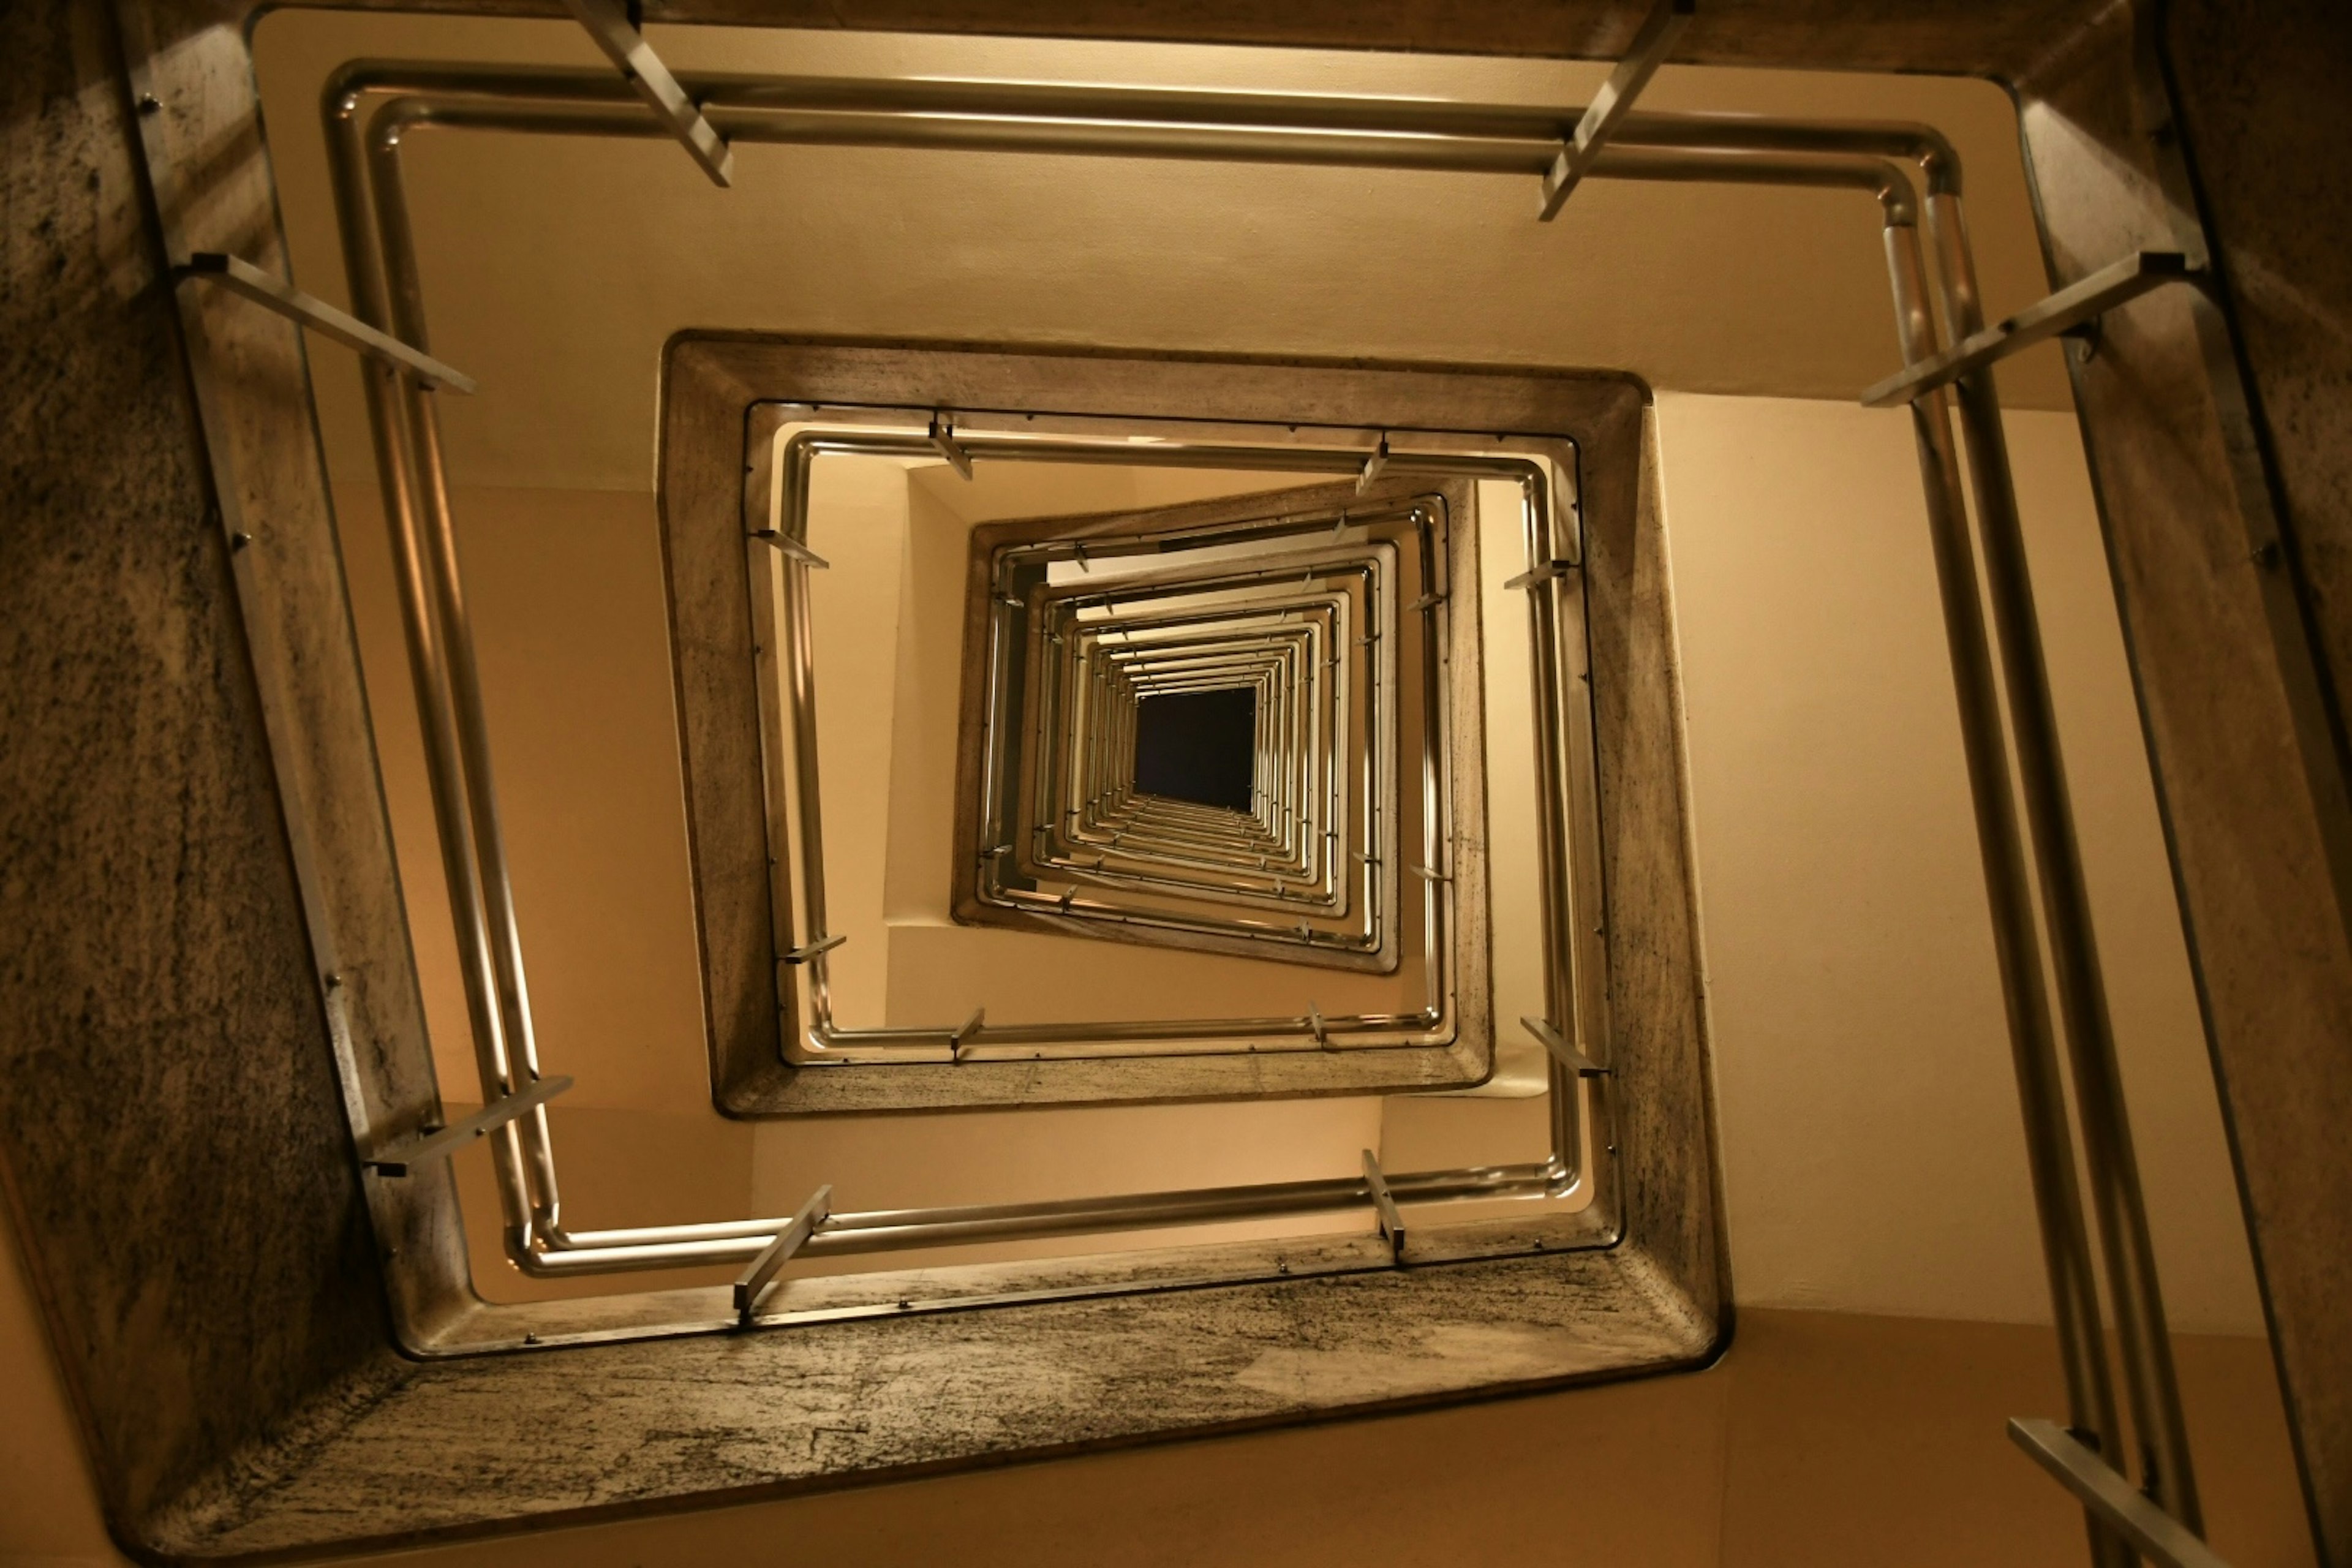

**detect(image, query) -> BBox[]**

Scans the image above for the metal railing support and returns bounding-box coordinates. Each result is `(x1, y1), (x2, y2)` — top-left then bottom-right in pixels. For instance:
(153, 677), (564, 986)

(1523, 1016), (1610, 1079)
(1883, 221), (2135, 1568)
(1537, 0), (1696, 219)
(368, 105), (570, 1243)
(1362, 1150), (1406, 1264)
(559, 0), (733, 185)
(1863, 251), (2203, 407)
(176, 252), (476, 391)
(733, 1185), (832, 1322)
(1924, 191), (2204, 1532)
(2011, 1422), (2234, 1568)
(366, 1077), (574, 1176)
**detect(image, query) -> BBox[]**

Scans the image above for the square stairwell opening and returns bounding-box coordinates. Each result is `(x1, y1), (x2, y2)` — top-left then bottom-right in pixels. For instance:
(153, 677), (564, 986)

(1133, 688), (1257, 812)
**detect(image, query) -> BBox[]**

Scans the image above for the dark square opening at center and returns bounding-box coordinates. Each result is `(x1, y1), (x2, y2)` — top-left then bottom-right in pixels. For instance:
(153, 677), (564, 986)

(1133, 688), (1257, 812)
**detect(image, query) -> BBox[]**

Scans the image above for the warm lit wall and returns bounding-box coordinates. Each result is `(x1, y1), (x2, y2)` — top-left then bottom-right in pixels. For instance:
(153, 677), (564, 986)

(1659, 396), (2264, 1336)
(330, 480), (757, 1300)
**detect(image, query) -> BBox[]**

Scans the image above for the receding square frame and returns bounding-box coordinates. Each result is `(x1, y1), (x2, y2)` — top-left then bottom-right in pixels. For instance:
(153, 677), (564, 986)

(1006, 524), (1386, 940)
(627, 335), (1711, 1329)
(675, 392), (1545, 1112)
(1025, 582), (1361, 930)
(963, 483), (1437, 976)
(747, 449), (1469, 1064)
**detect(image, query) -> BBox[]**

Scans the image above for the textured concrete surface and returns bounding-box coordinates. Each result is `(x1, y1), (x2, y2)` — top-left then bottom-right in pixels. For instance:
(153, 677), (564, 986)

(1586, 396), (1725, 1324)
(2157, 14), (2352, 1551)
(2018, 4), (2352, 1554)
(0, 0), (414, 1539)
(318, 0), (2106, 78)
(149, 1244), (1710, 1560)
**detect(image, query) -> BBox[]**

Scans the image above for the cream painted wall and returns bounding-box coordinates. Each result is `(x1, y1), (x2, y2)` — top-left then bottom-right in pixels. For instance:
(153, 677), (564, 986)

(1471, 475), (1555, 1097)
(1659, 394), (2262, 1335)
(881, 475), (968, 925)
(248, 15), (2073, 497)
(334, 483), (717, 1117)
(804, 459), (911, 1031)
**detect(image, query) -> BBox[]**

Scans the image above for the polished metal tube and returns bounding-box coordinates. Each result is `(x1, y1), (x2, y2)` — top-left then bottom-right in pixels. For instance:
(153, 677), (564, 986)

(321, 62), (1935, 216)
(1518, 456), (1587, 1175)
(322, 59), (1912, 162)
(369, 104), (568, 1240)
(1571, 86), (2183, 1535)
(1577, 98), (2189, 1540)
(322, 72), (541, 1253)
(777, 443), (839, 1030)
(1926, 190), (2202, 1530)
(530, 1156), (1570, 1275)
(1885, 224), (2133, 1568)
(341, 80), (1917, 227)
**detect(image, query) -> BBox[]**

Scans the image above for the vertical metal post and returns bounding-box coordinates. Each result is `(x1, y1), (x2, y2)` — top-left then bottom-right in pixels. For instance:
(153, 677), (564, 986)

(559, 0), (734, 186)
(1928, 190), (2203, 1530)
(323, 80), (540, 1250)
(367, 112), (567, 1240)
(775, 443), (836, 1031)
(1522, 473), (1588, 1180)
(1885, 222), (2133, 1568)
(1538, 0), (1697, 219)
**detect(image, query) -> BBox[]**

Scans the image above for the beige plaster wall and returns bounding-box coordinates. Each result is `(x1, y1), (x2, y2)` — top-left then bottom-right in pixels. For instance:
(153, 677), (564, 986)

(1657, 394), (2262, 1336)
(337, 483), (714, 1117)
(802, 459), (911, 1031)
